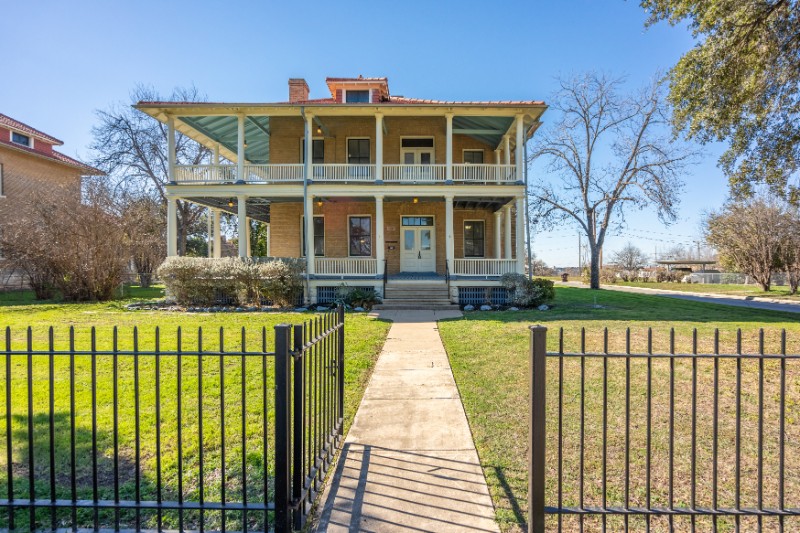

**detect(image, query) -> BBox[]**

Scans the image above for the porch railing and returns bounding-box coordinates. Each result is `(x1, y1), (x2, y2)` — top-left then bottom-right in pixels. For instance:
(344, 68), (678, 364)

(452, 164), (517, 183)
(173, 164), (238, 183)
(383, 164), (447, 183)
(311, 164), (374, 182)
(315, 258), (378, 276)
(452, 258), (518, 276)
(244, 164), (304, 182)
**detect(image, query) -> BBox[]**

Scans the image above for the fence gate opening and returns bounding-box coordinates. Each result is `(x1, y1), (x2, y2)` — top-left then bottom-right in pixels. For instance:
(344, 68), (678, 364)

(0, 305), (345, 533)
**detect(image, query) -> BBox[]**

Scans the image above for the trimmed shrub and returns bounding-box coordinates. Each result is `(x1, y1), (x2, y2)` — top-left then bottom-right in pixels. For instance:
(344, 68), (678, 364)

(500, 274), (555, 308)
(333, 284), (381, 310)
(157, 257), (304, 307)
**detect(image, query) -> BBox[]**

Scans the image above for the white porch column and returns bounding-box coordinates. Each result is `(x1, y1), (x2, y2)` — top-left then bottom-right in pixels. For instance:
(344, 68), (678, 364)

(304, 113), (314, 177)
(304, 193), (315, 275)
(495, 149), (501, 165)
(503, 135), (511, 166)
(504, 204), (512, 259)
(494, 210), (502, 258)
(445, 113), (454, 183)
(237, 194), (247, 258)
(167, 115), (176, 183)
(212, 209), (222, 258)
(213, 143), (220, 181)
(515, 114), (524, 182)
(375, 113), (384, 183)
(207, 209), (212, 258)
(445, 194), (455, 273)
(246, 218), (252, 257)
(167, 196), (178, 256)
(516, 197), (526, 274)
(375, 195), (385, 277)
(237, 114), (245, 183)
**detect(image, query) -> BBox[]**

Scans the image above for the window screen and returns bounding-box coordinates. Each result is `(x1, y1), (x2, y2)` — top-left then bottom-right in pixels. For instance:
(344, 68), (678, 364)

(11, 132), (30, 147)
(347, 139), (370, 164)
(345, 90), (370, 103)
(301, 216), (325, 256)
(464, 150), (484, 164)
(349, 216), (372, 256)
(301, 139), (324, 164)
(464, 221), (485, 257)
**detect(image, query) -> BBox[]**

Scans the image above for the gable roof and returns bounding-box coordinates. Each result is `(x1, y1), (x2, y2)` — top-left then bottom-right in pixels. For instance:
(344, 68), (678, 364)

(0, 113), (63, 145)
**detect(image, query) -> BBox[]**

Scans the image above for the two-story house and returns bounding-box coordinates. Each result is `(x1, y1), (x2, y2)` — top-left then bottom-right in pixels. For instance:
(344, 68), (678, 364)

(136, 76), (546, 306)
(0, 113), (102, 287)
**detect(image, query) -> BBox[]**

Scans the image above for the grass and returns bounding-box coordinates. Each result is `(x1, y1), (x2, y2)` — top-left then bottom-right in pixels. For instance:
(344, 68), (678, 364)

(438, 287), (800, 532)
(606, 281), (800, 300)
(0, 286), (391, 531)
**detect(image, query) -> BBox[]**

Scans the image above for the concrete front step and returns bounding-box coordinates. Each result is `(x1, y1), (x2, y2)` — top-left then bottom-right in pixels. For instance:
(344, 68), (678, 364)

(373, 304), (460, 310)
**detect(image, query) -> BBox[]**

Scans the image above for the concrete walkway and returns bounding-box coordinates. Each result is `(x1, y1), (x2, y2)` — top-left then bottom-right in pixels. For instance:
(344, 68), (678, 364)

(561, 281), (800, 314)
(316, 310), (500, 533)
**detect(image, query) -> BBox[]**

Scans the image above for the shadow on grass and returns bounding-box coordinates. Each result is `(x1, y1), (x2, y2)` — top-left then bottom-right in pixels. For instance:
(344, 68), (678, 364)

(0, 285), (165, 308)
(492, 465), (527, 532)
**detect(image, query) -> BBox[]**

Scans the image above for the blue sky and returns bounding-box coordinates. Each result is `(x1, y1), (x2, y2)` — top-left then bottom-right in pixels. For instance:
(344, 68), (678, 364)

(1, 0), (728, 267)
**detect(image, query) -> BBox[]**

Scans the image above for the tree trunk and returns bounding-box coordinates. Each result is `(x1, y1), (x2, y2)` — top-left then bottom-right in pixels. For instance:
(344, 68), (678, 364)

(787, 267), (799, 295)
(589, 246), (601, 289)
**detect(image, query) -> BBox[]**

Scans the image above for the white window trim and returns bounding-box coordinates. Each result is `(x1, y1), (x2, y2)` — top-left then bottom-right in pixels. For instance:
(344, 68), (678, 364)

(9, 130), (33, 149)
(300, 214), (326, 257)
(342, 88), (372, 104)
(463, 219), (486, 258)
(346, 137), (371, 164)
(347, 214), (373, 258)
(462, 149), (484, 164)
(299, 137), (325, 164)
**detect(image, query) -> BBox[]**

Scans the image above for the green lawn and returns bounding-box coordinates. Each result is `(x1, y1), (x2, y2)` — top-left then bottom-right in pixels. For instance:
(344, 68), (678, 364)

(0, 286), (391, 531)
(607, 281), (800, 300)
(438, 287), (800, 532)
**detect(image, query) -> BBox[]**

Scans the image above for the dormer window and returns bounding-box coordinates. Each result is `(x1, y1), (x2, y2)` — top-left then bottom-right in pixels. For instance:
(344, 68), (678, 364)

(11, 132), (31, 147)
(345, 90), (370, 103)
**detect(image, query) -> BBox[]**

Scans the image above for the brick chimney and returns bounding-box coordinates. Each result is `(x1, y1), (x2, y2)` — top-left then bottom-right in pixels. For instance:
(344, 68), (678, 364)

(288, 78), (309, 103)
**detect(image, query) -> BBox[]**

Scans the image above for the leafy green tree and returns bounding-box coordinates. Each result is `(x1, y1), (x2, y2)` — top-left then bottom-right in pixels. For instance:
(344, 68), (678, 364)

(642, 0), (800, 203)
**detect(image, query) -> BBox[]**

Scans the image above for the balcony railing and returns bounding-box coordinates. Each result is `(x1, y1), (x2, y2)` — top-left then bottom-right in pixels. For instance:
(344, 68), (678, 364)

(453, 259), (518, 276)
(315, 257), (378, 276)
(173, 163), (517, 184)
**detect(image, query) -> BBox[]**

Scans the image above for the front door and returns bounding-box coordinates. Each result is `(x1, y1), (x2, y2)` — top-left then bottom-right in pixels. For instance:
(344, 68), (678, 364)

(401, 141), (435, 181)
(400, 216), (436, 272)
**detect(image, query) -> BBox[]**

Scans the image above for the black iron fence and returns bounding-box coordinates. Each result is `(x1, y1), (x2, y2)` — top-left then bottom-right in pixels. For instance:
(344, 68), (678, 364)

(529, 326), (800, 532)
(0, 306), (344, 532)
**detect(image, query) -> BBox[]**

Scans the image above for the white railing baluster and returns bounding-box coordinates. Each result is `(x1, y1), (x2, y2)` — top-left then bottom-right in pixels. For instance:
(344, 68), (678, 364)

(315, 258), (378, 276)
(453, 259), (518, 276)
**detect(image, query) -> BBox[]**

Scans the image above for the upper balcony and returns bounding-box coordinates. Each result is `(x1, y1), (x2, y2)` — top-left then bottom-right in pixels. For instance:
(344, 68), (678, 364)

(173, 163), (518, 185)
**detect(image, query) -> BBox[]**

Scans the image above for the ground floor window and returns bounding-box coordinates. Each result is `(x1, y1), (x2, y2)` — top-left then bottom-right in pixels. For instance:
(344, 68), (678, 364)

(464, 220), (485, 257)
(401, 216), (434, 226)
(349, 216), (372, 257)
(301, 215), (325, 256)
(463, 149), (484, 164)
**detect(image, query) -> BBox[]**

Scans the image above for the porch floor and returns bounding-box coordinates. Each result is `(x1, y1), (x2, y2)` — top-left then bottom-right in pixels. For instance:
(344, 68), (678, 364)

(389, 272), (444, 281)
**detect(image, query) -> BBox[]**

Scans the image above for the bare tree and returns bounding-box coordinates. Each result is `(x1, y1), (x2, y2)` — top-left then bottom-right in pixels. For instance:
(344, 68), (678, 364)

(777, 206), (800, 294)
(611, 242), (650, 271)
(530, 73), (696, 288)
(704, 197), (788, 291)
(89, 85), (209, 255)
(118, 194), (167, 287)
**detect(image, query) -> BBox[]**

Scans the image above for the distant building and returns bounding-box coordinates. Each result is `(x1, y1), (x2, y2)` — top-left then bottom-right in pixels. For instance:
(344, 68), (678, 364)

(0, 113), (102, 287)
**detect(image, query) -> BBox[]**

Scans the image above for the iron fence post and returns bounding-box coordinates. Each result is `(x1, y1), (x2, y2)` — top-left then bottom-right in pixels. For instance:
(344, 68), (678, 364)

(529, 325), (547, 533)
(337, 305), (345, 429)
(292, 324), (305, 531)
(274, 324), (292, 533)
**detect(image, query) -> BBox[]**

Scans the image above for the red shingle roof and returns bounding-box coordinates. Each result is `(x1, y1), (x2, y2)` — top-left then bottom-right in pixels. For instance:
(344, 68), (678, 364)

(0, 138), (102, 175)
(0, 113), (63, 145)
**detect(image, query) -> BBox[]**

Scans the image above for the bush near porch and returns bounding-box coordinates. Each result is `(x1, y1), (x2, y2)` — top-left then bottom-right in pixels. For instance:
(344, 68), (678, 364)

(156, 257), (304, 307)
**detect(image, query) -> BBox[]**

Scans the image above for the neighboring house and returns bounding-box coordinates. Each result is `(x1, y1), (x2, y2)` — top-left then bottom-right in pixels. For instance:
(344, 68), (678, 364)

(136, 76), (546, 305)
(0, 113), (102, 287)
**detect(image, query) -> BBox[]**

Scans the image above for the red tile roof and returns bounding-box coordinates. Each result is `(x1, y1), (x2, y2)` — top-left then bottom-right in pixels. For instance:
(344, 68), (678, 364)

(325, 76), (388, 82)
(0, 138), (103, 174)
(138, 96), (544, 107)
(0, 113), (63, 145)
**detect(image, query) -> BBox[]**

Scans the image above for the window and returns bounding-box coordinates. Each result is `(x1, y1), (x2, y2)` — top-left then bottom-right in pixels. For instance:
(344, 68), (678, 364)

(349, 216), (372, 256)
(347, 138), (370, 164)
(345, 90), (370, 103)
(464, 150), (484, 164)
(301, 139), (325, 164)
(0, 163), (3, 197)
(301, 216), (325, 256)
(401, 138), (434, 149)
(401, 216), (434, 226)
(464, 221), (485, 257)
(11, 132), (30, 147)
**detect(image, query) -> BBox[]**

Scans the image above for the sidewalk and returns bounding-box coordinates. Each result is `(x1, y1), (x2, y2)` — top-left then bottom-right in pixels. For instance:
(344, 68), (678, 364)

(315, 310), (500, 533)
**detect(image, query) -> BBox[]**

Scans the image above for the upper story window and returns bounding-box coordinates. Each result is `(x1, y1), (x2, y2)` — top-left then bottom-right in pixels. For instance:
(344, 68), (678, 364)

(345, 90), (370, 103)
(347, 139), (370, 164)
(464, 150), (484, 164)
(11, 132), (31, 147)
